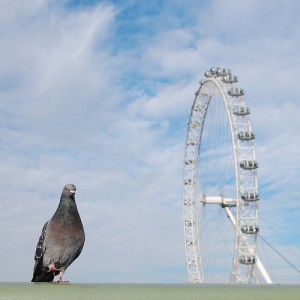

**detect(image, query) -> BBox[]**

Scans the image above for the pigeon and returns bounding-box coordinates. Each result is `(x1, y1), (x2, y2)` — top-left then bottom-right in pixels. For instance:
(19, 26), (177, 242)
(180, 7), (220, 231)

(31, 184), (85, 282)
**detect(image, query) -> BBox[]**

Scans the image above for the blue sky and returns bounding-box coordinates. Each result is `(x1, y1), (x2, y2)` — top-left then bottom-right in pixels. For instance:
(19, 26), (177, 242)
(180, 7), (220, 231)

(0, 0), (300, 283)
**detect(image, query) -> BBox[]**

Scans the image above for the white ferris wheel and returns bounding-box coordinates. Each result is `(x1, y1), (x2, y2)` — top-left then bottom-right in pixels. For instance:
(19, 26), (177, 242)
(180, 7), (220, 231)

(183, 67), (272, 284)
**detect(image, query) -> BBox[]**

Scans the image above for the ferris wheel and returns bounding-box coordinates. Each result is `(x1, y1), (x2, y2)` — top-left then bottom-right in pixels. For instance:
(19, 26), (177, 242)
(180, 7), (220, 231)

(183, 67), (272, 284)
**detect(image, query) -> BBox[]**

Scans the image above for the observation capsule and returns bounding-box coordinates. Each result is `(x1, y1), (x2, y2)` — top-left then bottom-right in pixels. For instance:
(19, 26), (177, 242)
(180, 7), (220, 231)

(210, 67), (218, 75)
(184, 178), (193, 185)
(241, 192), (260, 201)
(239, 256), (256, 265)
(222, 74), (238, 83)
(185, 158), (196, 165)
(193, 103), (202, 111)
(185, 220), (193, 227)
(184, 199), (193, 206)
(228, 87), (244, 96)
(204, 71), (212, 77)
(238, 131), (255, 140)
(240, 160), (258, 170)
(186, 140), (198, 146)
(241, 225), (259, 234)
(187, 260), (197, 267)
(216, 68), (231, 76)
(233, 106), (251, 115)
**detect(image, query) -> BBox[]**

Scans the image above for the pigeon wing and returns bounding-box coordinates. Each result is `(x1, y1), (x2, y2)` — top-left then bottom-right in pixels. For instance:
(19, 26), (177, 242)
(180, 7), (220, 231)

(32, 220), (57, 282)
(33, 221), (49, 269)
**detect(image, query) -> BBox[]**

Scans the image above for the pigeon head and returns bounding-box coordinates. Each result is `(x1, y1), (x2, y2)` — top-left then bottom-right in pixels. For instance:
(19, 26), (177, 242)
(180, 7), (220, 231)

(62, 184), (76, 198)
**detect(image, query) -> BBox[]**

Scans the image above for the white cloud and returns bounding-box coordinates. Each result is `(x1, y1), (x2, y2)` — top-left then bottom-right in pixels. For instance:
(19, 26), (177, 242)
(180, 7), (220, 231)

(0, 0), (299, 284)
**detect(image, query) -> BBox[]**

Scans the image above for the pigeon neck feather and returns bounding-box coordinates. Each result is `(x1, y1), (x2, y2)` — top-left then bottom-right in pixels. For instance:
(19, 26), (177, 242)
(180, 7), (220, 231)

(52, 195), (80, 224)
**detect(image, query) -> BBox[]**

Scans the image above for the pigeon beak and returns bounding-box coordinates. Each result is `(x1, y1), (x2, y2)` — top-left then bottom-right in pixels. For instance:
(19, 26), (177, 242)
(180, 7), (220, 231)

(70, 191), (76, 195)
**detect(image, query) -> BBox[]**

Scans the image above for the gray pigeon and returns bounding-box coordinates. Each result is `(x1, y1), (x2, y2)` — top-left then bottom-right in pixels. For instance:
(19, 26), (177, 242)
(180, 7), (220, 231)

(31, 184), (85, 282)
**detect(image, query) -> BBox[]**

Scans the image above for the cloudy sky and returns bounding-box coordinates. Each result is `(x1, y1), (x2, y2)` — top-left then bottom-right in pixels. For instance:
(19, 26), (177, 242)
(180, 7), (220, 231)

(0, 0), (300, 284)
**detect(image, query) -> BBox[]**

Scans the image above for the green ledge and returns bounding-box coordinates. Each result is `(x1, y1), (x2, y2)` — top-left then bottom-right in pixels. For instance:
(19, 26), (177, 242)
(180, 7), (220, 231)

(0, 283), (300, 300)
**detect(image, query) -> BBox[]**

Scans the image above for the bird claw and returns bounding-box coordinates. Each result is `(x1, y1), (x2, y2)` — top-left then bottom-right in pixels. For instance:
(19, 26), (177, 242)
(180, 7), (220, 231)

(57, 280), (70, 284)
(57, 270), (69, 283)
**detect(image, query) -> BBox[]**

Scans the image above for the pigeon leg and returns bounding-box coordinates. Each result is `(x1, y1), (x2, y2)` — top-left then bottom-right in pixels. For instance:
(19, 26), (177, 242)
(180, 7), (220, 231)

(48, 265), (61, 279)
(58, 271), (69, 283)
(49, 265), (61, 272)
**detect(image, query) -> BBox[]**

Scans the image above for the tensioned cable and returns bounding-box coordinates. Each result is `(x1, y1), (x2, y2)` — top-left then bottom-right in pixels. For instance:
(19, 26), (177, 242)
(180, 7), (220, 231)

(258, 234), (300, 274)
(260, 216), (300, 262)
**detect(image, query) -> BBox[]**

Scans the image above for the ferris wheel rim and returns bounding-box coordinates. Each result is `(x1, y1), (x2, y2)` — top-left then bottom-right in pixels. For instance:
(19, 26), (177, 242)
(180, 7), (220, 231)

(183, 67), (259, 284)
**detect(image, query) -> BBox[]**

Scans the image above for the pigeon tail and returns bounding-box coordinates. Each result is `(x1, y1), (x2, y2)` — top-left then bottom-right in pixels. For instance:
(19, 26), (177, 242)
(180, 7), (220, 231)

(31, 265), (57, 282)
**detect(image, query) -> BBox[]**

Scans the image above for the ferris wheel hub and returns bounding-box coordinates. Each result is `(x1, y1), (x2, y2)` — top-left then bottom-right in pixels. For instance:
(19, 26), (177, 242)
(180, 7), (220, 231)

(200, 196), (236, 207)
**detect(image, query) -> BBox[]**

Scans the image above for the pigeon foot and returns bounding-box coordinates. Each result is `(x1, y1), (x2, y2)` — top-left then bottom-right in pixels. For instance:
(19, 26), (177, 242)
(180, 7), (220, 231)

(57, 271), (69, 283)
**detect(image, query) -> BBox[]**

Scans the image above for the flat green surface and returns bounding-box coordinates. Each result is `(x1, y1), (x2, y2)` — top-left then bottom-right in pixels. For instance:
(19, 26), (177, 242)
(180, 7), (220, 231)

(0, 283), (300, 300)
